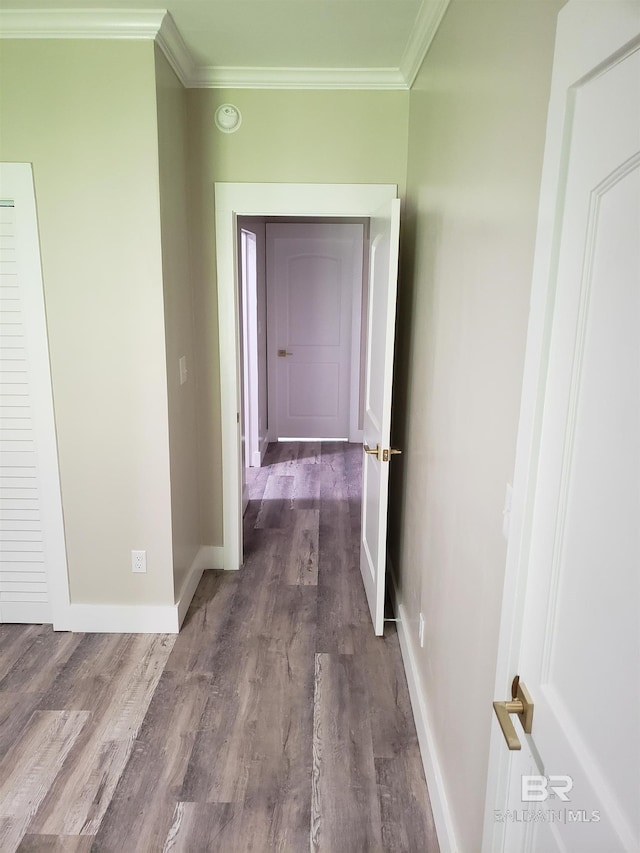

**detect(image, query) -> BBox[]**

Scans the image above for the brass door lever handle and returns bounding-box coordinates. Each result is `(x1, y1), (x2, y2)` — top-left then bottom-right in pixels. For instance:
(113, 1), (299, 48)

(278, 349), (293, 357)
(493, 676), (534, 751)
(363, 444), (403, 462)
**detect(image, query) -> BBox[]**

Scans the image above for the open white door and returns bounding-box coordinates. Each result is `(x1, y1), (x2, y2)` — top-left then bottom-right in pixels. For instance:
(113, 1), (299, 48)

(484, 4), (640, 852)
(239, 226), (258, 515)
(360, 199), (401, 635)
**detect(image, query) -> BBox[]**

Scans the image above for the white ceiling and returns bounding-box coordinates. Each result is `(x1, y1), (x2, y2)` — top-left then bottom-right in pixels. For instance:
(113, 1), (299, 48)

(0, 0), (451, 88)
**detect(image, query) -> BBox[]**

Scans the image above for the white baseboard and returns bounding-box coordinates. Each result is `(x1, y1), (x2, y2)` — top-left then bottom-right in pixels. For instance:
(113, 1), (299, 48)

(176, 554), (203, 628)
(389, 564), (459, 853)
(62, 546), (226, 634)
(251, 434), (269, 468)
(193, 545), (224, 571)
(66, 602), (180, 633)
(176, 545), (225, 625)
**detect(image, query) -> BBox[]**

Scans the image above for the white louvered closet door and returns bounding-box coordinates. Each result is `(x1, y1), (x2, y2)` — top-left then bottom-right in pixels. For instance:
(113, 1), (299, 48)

(0, 163), (69, 626)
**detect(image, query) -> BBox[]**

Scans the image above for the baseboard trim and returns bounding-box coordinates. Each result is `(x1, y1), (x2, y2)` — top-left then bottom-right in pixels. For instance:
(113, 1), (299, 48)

(193, 545), (224, 571)
(66, 602), (180, 633)
(250, 436), (270, 468)
(389, 564), (459, 853)
(63, 546), (226, 634)
(176, 545), (225, 625)
(175, 552), (203, 629)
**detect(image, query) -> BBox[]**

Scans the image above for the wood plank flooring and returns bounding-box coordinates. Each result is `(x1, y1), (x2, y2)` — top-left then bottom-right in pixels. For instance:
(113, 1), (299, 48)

(0, 442), (438, 852)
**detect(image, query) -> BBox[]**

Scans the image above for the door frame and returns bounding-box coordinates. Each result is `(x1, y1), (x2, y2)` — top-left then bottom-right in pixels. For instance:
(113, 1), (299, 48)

(481, 3), (640, 848)
(215, 183), (397, 572)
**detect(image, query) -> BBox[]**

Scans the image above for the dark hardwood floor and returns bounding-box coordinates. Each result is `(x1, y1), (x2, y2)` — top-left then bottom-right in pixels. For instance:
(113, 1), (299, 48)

(0, 442), (438, 852)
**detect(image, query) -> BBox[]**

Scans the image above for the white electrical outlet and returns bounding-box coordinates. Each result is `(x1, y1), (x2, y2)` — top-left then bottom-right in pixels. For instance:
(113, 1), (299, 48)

(131, 550), (146, 573)
(179, 356), (188, 385)
(418, 612), (425, 648)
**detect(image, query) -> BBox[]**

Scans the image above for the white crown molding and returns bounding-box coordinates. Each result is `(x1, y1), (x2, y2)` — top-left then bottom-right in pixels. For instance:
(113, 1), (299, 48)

(0, 5), (449, 91)
(400, 0), (451, 88)
(156, 11), (197, 87)
(190, 65), (407, 91)
(0, 8), (166, 40)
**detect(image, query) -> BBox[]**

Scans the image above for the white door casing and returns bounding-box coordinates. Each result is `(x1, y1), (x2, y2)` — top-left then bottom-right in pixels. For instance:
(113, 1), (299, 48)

(484, 4), (640, 852)
(360, 199), (401, 636)
(266, 222), (363, 441)
(214, 183), (397, 571)
(0, 163), (69, 627)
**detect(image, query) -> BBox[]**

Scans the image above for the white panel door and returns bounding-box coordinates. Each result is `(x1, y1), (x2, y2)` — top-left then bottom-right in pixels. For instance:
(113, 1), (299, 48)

(0, 163), (69, 626)
(360, 199), (400, 635)
(486, 5), (640, 851)
(266, 223), (363, 440)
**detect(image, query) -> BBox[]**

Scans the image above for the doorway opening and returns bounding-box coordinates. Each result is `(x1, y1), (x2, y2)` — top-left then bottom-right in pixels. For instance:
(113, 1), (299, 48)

(215, 182), (397, 573)
(237, 216), (370, 565)
(215, 183), (400, 637)
(237, 216), (370, 511)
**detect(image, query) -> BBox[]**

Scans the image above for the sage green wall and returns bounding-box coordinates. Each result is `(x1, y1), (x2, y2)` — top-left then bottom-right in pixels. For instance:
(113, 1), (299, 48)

(390, 2), (562, 849)
(0, 41), (175, 606)
(187, 89), (409, 544)
(155, 46), (201, 596)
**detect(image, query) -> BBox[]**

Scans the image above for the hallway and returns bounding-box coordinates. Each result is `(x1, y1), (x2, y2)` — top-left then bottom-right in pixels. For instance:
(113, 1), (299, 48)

(0, 442), (437, 851)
